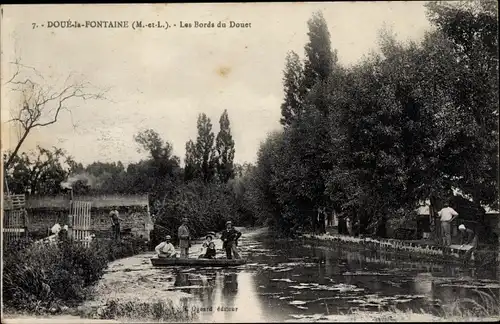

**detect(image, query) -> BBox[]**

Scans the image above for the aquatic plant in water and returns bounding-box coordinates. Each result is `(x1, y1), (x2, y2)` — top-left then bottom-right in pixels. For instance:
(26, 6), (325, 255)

(285, 289), (500, 322)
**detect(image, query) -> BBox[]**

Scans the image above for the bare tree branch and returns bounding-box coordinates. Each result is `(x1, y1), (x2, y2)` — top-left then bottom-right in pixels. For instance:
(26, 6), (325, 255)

(3, 57), (108, 170)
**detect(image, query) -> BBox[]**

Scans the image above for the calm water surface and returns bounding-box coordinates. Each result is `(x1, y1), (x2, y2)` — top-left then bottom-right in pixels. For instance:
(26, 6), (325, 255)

(86, 228), (500, 322)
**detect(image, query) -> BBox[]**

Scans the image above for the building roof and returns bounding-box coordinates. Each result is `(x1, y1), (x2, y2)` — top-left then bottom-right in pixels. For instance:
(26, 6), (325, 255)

(25, 194), (149, 209)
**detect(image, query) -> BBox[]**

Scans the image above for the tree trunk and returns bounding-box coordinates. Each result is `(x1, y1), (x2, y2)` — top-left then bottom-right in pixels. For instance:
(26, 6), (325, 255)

(376, 214), (387, 238)
(312, 208), (317, 233)
(429, 195), (441, 244)
(338, 216), (347, 235)
(319, 210), (326, 234)
(4, 128), (31, 170)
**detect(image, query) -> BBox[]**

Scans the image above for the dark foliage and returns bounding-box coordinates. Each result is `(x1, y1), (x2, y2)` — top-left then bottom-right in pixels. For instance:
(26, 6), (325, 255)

(2, 237), (146, 314)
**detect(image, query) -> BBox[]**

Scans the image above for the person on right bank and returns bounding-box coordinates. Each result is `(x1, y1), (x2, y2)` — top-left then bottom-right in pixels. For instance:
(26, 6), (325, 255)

(437, 201), (459, 247)
(458, 224), (478, 264)
(221, 221), (242, 259)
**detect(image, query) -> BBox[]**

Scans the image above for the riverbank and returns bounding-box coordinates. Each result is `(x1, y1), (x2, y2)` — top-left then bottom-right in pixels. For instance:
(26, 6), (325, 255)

(2, 236), (148, 319)
(300, 232), (498, 265)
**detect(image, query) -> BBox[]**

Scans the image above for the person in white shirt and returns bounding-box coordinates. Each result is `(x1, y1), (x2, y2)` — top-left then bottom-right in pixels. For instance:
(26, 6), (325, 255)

(155, 235), (177, 258)
(437, 202), (459, 247)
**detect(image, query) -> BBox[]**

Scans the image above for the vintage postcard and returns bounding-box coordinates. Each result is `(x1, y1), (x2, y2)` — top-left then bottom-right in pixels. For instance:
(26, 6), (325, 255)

(1, 2), (499, 323)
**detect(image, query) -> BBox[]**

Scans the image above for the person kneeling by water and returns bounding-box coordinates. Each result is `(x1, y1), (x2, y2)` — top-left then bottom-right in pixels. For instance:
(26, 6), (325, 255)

(458, 224), (478, 265)
(200, 232), (217, 259)
(155, 235), (177, 258)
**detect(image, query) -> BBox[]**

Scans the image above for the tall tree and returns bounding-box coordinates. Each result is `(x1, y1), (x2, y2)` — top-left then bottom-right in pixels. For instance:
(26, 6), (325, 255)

(303, 11), (337, 96)
(280, 51), (305, 127)
(184, 113), (217, 183)
(215, 110), (236, 183)
(196, 114), (217, 183)
(281, 10), (338, 232)
(184, 140), (199, 181)
(425, 0), (499, 208)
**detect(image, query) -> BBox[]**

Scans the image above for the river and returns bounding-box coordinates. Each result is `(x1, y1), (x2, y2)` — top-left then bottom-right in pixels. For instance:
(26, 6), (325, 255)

(80, 227), (499, 322)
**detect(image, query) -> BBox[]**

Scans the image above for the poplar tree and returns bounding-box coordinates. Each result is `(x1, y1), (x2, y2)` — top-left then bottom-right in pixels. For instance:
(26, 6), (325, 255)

(215, 110), (236, 183)
(183, 113), (217, 183)
(280, 51), (305, 128)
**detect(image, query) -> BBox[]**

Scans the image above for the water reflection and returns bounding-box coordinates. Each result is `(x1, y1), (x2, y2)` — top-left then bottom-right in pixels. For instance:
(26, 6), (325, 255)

(199, 284), (215, 310)
(174, 271), (189, 287)
(413, 273), (433, 297)
(194, 271), (267, 323)
(233, 272), (266, 322)
(223, 273), (238, 295)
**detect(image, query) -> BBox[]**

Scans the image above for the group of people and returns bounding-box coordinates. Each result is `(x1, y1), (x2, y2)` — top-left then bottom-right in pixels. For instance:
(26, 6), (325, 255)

(155, 218), (242, 260)
(438, 202), (478, 262)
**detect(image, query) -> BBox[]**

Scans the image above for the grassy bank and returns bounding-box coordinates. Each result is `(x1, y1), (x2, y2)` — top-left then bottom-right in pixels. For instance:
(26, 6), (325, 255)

(2, 236), (147, 315)
(76, 299), (197, 323)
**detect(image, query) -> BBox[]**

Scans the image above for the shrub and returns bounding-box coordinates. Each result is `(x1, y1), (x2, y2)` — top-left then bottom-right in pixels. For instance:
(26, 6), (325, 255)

(2, 236), (147, 314)
(3, 240), (93, 313)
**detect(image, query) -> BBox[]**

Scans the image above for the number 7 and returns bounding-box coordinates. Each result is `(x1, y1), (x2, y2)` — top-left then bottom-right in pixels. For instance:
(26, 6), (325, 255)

(32, 23), (36, 29)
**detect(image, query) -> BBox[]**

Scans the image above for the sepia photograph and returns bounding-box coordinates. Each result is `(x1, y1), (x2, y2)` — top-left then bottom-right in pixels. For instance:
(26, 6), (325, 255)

(1, 1), (499, 323)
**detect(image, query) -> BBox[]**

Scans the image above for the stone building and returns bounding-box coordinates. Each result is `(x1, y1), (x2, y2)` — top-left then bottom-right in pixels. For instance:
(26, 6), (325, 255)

(25, 193), (154, 240)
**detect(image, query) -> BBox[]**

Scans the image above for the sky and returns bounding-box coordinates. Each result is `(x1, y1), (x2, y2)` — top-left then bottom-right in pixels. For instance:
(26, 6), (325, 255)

(1, 2), (433, 167)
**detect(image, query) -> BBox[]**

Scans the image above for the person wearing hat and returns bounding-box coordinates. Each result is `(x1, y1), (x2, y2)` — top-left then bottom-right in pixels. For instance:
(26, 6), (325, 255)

(109, 208), (123, 240)
(200, 232), (217, 259)
(178, 218), (191, 258)
(458, 224), (478, 264)
(220, 221), (242, 259)
(155, 235), (177, 258)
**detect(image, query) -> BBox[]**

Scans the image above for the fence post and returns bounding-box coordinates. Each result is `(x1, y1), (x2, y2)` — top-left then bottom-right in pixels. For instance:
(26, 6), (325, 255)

(68, 214), (74, 240)
(22, 209), (28, 239)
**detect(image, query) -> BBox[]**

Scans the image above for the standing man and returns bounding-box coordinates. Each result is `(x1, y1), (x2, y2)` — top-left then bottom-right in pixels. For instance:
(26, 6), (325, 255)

(458, 224), (478, 264)
(178, 218), (190, 259)
(109, 208), (123, 240)
(437, 201), (459, 248)
(221, 221), (242, 259)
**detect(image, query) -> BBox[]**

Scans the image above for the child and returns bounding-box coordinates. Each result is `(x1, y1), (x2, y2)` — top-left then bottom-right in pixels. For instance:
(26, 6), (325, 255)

(155, 235), (177, 258)
(201, 233), (217, 259)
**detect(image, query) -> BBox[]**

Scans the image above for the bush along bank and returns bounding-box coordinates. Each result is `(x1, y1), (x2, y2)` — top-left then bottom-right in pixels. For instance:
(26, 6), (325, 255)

(301, 233), (498, 266)
(2, 236), (147, 315)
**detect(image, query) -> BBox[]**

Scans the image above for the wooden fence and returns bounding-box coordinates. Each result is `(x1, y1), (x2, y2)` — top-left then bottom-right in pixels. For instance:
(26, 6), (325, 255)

(69, 201), (92, 248)
(3, 209), (28, 242)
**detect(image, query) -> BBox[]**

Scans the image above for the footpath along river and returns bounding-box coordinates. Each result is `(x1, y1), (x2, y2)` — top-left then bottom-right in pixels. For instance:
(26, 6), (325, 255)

(61, 228), (500, 322)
